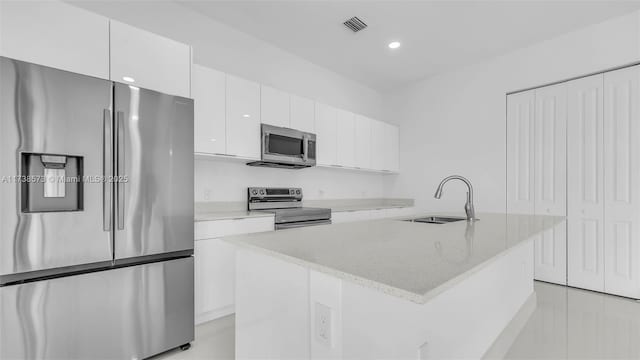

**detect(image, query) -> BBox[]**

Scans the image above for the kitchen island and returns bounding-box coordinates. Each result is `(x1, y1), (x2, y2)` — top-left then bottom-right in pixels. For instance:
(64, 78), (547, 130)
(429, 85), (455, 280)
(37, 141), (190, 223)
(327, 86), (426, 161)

(224, 213), (564, 359)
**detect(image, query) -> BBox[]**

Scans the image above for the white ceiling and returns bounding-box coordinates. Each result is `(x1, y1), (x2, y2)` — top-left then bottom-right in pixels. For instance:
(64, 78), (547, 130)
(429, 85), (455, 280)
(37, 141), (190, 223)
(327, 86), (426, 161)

(177, 0), (640, 91)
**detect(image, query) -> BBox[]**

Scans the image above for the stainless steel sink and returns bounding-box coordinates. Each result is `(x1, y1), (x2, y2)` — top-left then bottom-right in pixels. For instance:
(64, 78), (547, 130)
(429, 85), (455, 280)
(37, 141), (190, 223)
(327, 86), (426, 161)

(404, 216), (468, 224)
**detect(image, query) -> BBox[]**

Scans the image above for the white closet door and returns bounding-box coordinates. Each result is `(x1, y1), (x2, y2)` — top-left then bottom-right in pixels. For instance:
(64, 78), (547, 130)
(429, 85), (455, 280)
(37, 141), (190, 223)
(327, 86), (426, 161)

(506, 90), (535, 214)
(603, 65), (640, 299)
(533, 83), (567, 285)
(567, 74), (605, 292)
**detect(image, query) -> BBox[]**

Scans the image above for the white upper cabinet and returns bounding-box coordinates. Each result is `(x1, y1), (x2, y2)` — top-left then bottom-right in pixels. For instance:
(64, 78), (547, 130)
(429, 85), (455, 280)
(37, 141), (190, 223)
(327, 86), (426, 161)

(110, 20), (191, 98)
(261, 85), (290, 128)
(193, 64), (226, 155)
(567, 74), (605, 293)
(290, 95), (315, 133)
(354, 115), (372, 169)
(506, 91), (536, 215)
(533, 83), (567, 285)
(386, 123), (400, 172)
(0, 1), (110, 79)
(315, 103), (338, 166)
(336, 109), (356, 168)
(603, 65), (640, 299)
(226, 75), (261, 159)
(370, 119), (387, 171)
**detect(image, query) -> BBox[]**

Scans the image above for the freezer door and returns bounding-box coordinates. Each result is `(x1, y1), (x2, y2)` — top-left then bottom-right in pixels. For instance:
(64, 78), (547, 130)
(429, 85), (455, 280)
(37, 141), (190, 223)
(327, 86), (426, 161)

(0, 57), (113, 276)
(0, 257), (194, 360)
(113, 83), (194, 260)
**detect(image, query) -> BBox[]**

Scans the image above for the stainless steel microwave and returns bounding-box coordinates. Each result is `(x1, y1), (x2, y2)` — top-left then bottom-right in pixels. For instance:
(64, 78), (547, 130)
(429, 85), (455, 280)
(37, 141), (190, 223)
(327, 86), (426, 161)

(247, 124), (317, 169)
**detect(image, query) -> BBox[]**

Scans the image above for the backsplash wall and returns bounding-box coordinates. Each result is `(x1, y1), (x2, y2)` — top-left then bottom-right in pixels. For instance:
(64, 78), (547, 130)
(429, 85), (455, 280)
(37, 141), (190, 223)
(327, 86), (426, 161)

(195, 159), (391, 202)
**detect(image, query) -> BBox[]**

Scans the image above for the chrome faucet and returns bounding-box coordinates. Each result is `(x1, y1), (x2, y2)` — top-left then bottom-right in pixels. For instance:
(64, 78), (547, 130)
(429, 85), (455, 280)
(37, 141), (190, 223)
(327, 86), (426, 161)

(434, 175), (476, 221)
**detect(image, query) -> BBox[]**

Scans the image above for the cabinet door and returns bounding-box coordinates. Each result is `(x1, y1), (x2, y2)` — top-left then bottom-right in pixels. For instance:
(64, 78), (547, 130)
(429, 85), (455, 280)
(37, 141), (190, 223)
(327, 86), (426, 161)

(370, 119), (387, 171)
(261, 85), (290, 128)
(193, 65), (226, 155)
(506, 91), (536, 214)
(110, 20), (191, 98)
(603, 66), (640, 299)
(336, 109), (356, 168)
(226, 75), (261, 159)
(0, 1), (109, 79)
(533, 83), (567, 285)
(315, 103), (338, 166)
(567, 74), (605, 292)
(387, 123), (400, 172)
(195, 238), (236, 324)
(354, 115), (372, 169)
(290, 95), (315, 133)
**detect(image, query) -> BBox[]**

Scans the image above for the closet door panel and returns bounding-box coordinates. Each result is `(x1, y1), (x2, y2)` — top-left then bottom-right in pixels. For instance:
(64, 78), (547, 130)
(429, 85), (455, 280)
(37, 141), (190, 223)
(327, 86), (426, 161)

(507, 90), (536, 215)
(567, 74), (605, 292)
(603, 66), (640, 299)
(533, 84), (567, 285)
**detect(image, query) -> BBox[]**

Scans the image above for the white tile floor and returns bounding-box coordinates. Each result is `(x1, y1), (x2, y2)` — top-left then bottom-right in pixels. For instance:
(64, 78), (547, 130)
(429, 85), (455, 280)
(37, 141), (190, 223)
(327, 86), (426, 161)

(155, 282), (640, 359)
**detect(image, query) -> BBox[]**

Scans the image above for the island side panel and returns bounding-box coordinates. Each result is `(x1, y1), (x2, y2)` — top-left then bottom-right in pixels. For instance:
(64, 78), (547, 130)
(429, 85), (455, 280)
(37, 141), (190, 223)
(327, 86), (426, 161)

(340, 241), (535, 359)
(235, 249), (311, 359)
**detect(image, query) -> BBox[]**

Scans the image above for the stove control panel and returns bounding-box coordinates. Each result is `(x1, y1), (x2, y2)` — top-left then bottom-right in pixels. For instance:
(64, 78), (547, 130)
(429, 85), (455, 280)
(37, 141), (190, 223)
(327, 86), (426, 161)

(248, 187), (303, 202)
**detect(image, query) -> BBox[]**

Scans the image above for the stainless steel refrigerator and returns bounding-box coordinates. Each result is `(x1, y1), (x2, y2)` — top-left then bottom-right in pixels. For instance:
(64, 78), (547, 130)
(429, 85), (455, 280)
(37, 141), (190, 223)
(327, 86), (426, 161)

(0, 57), (194, 359)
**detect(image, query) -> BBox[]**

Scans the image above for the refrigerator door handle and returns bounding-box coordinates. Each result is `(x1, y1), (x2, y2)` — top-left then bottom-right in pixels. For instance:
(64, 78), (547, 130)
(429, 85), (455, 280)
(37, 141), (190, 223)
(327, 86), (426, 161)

(103, 109), (112, 232)
(116, 110), (125, 230)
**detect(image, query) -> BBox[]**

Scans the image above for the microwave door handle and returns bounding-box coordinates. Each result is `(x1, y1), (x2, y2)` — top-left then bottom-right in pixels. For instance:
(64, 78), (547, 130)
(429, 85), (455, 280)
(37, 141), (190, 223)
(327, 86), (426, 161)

(263, 132), (269, 154)
(303, 135), (308, 162)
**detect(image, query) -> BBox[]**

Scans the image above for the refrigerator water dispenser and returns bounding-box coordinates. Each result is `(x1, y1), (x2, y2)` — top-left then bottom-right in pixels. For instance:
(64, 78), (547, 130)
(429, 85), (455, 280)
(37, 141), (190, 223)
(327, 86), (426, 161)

(21, 153), (84, 212)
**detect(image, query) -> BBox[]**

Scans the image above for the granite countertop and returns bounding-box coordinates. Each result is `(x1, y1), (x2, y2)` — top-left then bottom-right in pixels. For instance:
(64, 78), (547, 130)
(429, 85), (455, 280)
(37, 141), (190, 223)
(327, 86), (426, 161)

(195, 210), (274, 222)
(194, 198), (414, 222)
(223, 213), (565, 304)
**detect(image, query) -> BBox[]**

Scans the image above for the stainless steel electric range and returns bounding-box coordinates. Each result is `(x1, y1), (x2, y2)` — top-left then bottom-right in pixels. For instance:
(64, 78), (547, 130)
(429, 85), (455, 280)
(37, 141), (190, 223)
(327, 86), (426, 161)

(248, 187), (331, 230)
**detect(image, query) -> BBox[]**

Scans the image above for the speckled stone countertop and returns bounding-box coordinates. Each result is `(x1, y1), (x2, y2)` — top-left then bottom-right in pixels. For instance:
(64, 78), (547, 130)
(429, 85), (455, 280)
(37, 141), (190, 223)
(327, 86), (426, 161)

(223, 213), (565, 304)
(194, 198), (414, 222)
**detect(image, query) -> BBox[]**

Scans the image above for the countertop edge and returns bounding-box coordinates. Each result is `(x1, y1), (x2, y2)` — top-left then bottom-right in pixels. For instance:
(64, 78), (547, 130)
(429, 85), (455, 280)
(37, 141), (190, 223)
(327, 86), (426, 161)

(224, 232), (535, 305)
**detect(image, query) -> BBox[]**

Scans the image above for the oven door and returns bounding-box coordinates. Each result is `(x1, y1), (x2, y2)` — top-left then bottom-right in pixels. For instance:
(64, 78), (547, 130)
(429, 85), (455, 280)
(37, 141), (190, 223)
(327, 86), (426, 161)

(262, 124), (316, 166)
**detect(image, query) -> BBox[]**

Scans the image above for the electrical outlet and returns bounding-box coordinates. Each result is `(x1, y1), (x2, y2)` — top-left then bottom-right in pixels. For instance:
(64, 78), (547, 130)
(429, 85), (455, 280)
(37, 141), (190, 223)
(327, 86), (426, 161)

(315, 302), (332, 347)
(204, 189), (211, 201)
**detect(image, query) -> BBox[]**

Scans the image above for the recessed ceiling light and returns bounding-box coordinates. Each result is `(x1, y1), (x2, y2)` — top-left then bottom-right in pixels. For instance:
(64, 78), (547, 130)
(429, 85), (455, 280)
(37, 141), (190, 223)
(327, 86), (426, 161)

(243, 114), (251, 118)
(388, 41), (401, 49)
(210, 138), (217, 142)
(122, 76), (135, 83)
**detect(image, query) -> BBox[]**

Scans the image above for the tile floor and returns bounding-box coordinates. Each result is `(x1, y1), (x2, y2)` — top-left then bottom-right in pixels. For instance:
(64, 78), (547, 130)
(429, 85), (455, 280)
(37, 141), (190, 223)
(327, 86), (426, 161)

(155, 282), (640, 359)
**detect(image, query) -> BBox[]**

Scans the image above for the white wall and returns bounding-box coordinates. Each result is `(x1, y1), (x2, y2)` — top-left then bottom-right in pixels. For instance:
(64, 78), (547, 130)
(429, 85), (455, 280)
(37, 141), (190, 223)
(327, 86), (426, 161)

(196, 160), (388, 202)
(68, 1), (391, 202)
(385, 10), (640, 213)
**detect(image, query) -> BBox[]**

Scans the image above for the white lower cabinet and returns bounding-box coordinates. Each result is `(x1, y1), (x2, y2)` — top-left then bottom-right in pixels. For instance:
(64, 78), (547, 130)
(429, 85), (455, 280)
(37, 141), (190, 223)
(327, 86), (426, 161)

(194, 216), (274, 324)
(195, 238), (236, 324)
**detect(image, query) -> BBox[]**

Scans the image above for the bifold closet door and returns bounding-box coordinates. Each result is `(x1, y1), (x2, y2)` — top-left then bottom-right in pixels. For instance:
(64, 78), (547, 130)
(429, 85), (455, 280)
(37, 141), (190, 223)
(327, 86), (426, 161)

(567, 74), (605, 292)
(603, 65), (640, 299)
(532, 83), (567, 285)
(507, 90), (535, 215)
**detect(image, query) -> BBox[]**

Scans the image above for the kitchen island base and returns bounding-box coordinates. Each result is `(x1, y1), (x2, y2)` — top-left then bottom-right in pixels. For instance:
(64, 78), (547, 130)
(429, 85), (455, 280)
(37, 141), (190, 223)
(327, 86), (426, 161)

(235, 240), (534, 359)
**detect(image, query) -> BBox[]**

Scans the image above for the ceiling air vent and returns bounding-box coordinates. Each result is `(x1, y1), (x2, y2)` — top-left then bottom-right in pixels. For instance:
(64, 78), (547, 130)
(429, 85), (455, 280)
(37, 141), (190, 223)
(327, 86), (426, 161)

(343, 16), (367, 32)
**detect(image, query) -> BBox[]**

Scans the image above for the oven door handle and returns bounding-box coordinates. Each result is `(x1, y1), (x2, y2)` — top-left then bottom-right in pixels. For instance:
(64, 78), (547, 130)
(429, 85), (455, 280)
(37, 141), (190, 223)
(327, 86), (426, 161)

(276, 219), (331, 230)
